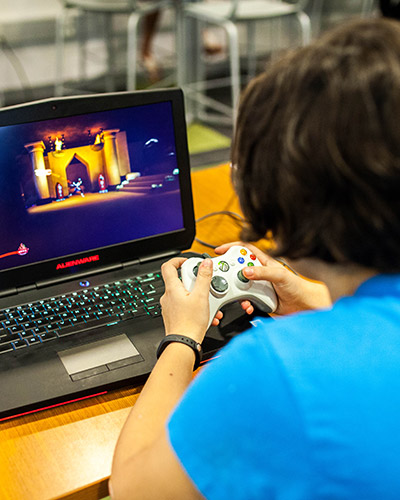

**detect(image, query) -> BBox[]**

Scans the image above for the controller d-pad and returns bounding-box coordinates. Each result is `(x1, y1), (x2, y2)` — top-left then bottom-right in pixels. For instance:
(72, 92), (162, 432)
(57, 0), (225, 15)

(237, 269), (249, 283)
(211, 276), (229, 293)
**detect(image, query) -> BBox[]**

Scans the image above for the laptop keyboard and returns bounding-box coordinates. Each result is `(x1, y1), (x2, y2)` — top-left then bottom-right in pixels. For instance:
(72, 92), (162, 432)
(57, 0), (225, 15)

(0, 273), (164, 355)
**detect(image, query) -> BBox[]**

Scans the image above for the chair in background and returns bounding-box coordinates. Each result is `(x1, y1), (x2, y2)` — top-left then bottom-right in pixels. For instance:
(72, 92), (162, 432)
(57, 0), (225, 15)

(54, 0), (172, 96)
(360, 0), (377, 16)
(311, 0), (377, 37)
(180, 0), (312, 126)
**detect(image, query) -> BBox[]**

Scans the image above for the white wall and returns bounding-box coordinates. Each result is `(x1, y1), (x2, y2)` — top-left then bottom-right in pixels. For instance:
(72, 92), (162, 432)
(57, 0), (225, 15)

(1, 0), (62, 22)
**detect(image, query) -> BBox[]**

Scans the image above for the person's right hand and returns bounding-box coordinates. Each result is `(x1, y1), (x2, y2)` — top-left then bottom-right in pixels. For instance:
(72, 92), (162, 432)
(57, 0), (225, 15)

(215, 242), (332, 316)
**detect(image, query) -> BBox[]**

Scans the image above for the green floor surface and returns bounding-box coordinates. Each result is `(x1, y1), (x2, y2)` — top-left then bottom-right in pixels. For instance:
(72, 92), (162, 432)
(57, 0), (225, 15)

(187, 122), (231, 155)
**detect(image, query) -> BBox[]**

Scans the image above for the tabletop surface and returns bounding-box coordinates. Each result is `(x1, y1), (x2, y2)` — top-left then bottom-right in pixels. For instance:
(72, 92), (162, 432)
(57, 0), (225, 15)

(0, 164), (269, 500)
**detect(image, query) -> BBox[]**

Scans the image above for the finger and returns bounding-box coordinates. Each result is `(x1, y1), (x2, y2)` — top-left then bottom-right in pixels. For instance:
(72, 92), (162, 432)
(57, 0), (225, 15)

(240, 300), (254, 315)
(212, 310), (223, 321)
(243, 263), (288, 285)
(215, 242), (270, 267)
(214, 242), (242, 254)
(245, 304), (254, 315)
(241, 300), (251, 310)
(192, 259), (213, 299)
(241, 243), (270, 266)
(161, 257), (187, 290)
(211, 310), (223, 327)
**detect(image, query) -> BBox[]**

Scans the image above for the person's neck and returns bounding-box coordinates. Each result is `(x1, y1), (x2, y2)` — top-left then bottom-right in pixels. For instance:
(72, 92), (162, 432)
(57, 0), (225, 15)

(289, 258), (378, 303)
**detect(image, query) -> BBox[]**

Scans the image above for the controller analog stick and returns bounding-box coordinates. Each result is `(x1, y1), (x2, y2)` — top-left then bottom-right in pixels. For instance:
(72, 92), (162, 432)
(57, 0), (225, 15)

(237, 269), (249, 283)
(192, 263), (200, 277)
(180, 246), (277, 328)
(211, 276), (229, 293)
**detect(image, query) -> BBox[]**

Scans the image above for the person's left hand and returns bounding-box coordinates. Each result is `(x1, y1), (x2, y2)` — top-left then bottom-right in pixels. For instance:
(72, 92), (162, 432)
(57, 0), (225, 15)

(160, 257), (221, 344)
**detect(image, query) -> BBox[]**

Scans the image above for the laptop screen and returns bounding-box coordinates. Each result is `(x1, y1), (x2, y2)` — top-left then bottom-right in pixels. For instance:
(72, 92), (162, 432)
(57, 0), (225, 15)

(0, 90), (194, 291)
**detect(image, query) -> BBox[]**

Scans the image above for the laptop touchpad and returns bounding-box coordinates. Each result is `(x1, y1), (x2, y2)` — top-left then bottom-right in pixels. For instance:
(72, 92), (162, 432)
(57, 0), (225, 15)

(58, 334), (143, 381)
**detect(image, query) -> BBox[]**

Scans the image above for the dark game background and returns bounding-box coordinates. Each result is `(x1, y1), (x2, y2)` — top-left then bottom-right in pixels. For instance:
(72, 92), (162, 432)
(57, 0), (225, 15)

(0, 101), (184, 272)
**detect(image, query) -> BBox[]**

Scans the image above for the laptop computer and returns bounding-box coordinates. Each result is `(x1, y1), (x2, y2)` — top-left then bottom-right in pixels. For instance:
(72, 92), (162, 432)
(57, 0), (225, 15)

(0, 88), (229, 420)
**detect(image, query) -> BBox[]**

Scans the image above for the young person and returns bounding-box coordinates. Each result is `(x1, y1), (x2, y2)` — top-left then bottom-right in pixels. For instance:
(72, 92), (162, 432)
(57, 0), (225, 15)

(110, 17), (400, 499)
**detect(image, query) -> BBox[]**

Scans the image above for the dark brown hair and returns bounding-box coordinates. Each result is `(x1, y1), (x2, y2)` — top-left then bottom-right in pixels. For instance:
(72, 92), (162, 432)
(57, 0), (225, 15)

(233, 18), (400, 271)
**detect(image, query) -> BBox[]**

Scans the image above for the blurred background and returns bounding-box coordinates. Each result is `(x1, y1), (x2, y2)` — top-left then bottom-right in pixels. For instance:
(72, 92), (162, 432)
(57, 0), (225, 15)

(0, 0), (380, 104)
(0, 0), (379, 167)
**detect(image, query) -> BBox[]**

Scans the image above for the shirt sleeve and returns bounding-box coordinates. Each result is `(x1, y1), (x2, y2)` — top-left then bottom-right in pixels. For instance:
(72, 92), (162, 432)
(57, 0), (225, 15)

(167, 322), (315, 500)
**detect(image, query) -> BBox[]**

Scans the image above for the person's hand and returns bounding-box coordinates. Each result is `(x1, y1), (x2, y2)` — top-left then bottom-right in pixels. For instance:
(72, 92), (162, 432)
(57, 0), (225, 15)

(215, 242), (332, 316)
(160, 257), (221, 344)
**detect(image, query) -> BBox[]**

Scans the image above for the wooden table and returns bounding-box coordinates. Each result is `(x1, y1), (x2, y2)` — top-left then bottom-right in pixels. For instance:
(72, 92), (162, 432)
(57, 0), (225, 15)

(0, 164), (262, 500)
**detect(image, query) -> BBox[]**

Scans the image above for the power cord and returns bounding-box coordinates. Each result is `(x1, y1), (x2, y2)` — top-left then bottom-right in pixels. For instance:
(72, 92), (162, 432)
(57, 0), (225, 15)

(194, 210), (299, 275)
(195, 210), (245, 249)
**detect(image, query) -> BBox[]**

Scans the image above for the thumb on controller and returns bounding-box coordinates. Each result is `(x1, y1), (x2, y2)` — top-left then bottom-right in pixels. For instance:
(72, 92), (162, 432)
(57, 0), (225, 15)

(193, 259), (213, 298)
(242, 264), (287, 285)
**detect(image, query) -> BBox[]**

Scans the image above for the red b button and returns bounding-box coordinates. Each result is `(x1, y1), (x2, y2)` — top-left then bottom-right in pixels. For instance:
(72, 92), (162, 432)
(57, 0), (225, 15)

(250, 254), (256, 260)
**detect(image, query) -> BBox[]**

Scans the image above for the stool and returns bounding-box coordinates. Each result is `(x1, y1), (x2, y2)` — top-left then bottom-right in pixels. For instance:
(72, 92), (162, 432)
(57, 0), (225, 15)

(181, 0), (312, 127)
(55, 0), (172, 96)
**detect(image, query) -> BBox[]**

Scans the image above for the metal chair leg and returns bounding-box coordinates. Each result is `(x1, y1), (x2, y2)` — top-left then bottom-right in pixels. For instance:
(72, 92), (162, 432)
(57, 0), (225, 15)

(104, 13), (116, 92)
(223, 19), (240, 125)
(176, 2), (185, 89)
(361, 0), (375, 16)
(55, 7), (68, 96)
(297, 11), (312, 46)
(127, 11), (141, 91)
(247, 20), (257, 81)
(311, 0), (323, 37)
(77, 10), (88, 82)
(194, 20), (206, 120)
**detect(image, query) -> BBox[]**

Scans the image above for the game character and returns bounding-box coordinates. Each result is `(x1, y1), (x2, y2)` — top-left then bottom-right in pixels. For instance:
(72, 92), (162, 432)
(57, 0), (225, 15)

(98, 173), (108, 193)
(69, 178), (85, 197)
(55, 182), (65, 201)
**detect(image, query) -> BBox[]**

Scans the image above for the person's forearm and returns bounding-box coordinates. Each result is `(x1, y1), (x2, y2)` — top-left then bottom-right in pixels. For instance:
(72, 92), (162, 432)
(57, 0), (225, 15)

(112, 342), (196, 472)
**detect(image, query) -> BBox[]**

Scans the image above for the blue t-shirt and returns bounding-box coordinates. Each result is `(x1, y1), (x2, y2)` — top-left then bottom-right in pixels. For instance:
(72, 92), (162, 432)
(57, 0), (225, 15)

(168, 274), (400, 499)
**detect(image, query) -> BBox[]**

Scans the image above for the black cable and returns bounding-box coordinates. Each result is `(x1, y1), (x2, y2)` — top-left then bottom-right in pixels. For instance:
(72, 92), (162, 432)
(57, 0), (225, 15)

(274, 258), (299, 276)
(195, 210), (244, 224)
(194, 210), (245, 249)
(194, 211), (299, 275)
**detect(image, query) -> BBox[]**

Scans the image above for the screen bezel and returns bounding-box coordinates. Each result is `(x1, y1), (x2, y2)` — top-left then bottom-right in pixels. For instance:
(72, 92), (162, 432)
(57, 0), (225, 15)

(0, 88), (195, 292)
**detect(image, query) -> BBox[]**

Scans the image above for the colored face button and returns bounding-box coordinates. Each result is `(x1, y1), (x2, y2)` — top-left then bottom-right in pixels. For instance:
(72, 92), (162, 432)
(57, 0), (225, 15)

(247, 262), (254, 266)
(218, 261), (230, 272)
(240, 248), (247, 256)
(250, 254), (256, 260)
(238, 257), (245, 264)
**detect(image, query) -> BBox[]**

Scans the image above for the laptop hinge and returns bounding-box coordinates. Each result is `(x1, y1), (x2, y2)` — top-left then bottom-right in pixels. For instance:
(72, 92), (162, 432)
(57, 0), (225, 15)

(121, 258), (140, 269)
(0, 287), (18, 299)
(138, 250), (180, 265)
(17, 283), (37, 294)
(36, 263), (124, 289)
(0, 283), (36, 298)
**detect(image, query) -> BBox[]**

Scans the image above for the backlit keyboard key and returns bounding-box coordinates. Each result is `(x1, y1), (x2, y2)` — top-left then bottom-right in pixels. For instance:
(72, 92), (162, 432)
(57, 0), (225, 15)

(0, 343), (13, 354)
(12, 339), (28, 349)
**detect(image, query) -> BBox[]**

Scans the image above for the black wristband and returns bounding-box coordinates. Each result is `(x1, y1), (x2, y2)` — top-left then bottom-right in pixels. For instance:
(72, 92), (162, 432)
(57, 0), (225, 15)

(156, 335), (203, 370)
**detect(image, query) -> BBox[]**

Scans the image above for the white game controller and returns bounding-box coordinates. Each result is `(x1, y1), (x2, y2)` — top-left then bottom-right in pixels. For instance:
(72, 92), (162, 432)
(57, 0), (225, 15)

(181, 246), (278, 328)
